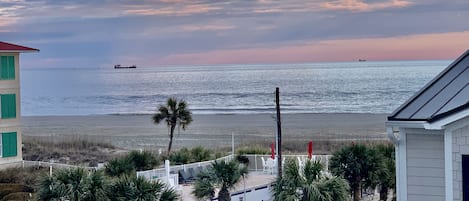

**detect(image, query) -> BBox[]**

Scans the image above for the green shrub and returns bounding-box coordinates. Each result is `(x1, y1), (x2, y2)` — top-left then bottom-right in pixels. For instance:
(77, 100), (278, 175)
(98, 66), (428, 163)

(105, 157), (135, 177)
(169, 147), (216, 164)
(236, 155), (249, 165)
(128, 150), (160, 171)
(190, 146), (212, 162)
(236, 145), (270, 155)
(170, 148), (191, 165)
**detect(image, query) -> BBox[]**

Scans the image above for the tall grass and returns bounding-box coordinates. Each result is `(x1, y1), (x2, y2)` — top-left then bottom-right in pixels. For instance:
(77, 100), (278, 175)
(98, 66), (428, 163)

(23, 136), (118, 166)
(239, 139), (391, 155)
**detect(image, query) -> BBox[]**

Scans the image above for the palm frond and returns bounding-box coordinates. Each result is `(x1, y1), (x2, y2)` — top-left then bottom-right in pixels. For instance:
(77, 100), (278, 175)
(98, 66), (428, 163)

(303, 159), (323, 184)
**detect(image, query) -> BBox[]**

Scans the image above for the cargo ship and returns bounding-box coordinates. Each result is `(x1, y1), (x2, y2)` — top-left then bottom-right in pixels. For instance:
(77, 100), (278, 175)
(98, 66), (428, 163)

(114, 64), (136, 69)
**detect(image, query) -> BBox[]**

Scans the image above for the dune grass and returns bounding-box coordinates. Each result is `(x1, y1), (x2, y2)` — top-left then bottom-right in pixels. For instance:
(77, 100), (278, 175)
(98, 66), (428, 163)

(23, 136), (123, 166)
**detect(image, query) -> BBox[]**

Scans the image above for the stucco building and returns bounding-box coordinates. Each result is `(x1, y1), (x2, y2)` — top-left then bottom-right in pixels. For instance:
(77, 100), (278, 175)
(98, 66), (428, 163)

(0, 41), (38, 165)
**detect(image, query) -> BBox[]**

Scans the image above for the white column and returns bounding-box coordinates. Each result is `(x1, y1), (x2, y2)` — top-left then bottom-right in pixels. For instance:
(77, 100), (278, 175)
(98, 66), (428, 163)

(445, 129), (453, 201)
(397, 128), (407, 201)
(165, 160), (170, 181)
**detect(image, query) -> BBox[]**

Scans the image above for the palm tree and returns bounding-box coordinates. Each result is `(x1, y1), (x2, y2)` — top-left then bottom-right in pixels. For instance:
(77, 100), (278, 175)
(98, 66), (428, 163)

(330, 144), (382, 201)
(373, 144), (395, 201)
(192, 160), (248, 201)
(38, 168), (110, 201)
(153, 97), (193, 154)
(272, 159), (349, 201)
(109, 175), (178, 201)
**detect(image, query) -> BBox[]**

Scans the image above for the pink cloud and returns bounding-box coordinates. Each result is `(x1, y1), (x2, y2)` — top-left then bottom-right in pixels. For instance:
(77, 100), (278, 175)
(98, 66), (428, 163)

(152, 31), (469, 65)
(124, 3), (221, 16)
(321, 0), (412, 12)
(180, 23), (235, 32)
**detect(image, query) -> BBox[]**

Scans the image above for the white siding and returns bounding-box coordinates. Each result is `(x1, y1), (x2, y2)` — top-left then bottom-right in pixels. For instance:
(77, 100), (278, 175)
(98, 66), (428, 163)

(407, 132), (445, 201)
(452, 119), (469, 201)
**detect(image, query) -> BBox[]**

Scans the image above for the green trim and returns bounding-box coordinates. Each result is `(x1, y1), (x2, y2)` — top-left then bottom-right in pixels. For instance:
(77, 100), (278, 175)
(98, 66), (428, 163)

(2, 132), (17, 157)
(1, 94), (16, 119)
(0, 56), (15, 80)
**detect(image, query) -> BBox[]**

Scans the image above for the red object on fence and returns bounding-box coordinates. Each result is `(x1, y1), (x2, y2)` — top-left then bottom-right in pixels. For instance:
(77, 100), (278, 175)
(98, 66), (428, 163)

(271, 142), (275, 159)
(308, 141), (313, 159)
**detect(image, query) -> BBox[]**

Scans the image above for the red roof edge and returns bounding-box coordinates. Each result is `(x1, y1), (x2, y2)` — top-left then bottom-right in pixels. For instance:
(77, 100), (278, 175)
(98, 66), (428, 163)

(0, 41), (39, 52)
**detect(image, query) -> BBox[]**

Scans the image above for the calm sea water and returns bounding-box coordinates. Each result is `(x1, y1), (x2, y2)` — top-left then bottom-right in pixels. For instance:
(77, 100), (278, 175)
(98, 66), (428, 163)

(20, 60), (450, 116)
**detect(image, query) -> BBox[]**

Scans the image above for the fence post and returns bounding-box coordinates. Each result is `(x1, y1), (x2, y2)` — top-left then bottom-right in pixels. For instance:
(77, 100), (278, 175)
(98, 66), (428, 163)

(254, 155), (257, 171)
(49, 165), (53, 177)
(165, 160), (170, 186)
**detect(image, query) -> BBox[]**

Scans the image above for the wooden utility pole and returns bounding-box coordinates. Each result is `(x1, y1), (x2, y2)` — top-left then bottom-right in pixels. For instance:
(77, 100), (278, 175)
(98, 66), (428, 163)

(275, 87), (282, 178)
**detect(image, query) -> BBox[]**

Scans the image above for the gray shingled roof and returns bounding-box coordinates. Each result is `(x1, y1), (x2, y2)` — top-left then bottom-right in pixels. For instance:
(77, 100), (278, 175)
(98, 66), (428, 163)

(388, 50), (469, 122)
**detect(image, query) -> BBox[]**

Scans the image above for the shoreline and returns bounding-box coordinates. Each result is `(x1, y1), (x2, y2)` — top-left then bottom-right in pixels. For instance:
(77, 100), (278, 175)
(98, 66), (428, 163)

(22, 113), (389, 151)
(22, 112), (390, 117)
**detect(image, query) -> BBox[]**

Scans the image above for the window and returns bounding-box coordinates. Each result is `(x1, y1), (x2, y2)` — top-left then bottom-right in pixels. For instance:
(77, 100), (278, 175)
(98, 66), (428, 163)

(0, 94), (16, 119)
(0, 56), (15, 80)
(0, 132), (17, 157)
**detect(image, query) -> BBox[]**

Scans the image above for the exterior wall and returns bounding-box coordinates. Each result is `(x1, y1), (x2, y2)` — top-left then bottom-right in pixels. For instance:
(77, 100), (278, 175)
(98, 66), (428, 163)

(406, 129), (445, 201)
(451, 118), (469, 201)
(0, 52), (22, 164)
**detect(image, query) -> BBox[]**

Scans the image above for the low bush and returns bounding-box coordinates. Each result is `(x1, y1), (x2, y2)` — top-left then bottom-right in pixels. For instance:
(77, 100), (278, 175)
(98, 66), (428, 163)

(236, 145), (270, 155)
(169, 146), (215, 165)
(105, 157), (135, 177)
(128, 150), (160, 171)
(190, 146), (211, 162)
(169, 148), (191, 165)
(236, 155), (249, 165)
(105, 150), (160, 176)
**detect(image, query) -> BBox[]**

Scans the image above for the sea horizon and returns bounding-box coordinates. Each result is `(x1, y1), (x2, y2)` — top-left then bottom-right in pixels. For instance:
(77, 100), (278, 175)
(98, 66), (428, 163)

(20, 60), (450, 116)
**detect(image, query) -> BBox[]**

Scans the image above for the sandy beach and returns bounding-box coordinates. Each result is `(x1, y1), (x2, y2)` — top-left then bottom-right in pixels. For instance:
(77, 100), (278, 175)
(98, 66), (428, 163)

(21, 113), (389, 152)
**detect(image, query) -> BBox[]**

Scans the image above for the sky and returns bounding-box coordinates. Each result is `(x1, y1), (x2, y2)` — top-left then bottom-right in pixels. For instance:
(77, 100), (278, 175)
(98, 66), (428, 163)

(1, 0), (469, 68)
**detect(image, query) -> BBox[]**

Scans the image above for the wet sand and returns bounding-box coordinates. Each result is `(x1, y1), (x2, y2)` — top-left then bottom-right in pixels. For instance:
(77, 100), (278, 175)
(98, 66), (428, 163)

(21, 113), (389, 150)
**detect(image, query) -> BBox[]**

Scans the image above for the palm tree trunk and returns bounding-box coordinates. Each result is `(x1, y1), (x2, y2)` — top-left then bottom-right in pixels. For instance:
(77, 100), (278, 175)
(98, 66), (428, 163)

(353, 184), (361, 201)
(168, 124), (176, 154)
(218, 187), (231, 201)
(379, 186), (388, 201)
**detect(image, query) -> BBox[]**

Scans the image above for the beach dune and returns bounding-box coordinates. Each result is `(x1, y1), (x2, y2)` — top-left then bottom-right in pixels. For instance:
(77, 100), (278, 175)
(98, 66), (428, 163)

(22, 113), (388, 151)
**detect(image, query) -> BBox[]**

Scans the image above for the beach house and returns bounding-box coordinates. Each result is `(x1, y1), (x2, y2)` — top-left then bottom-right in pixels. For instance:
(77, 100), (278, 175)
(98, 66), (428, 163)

(0, 42), (38, 165)
(386, 50), (468, 201)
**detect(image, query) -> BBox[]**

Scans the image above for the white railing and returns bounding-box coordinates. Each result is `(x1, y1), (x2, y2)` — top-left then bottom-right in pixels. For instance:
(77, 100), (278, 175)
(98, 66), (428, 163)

(243, 154), (332, 172)
(136, 154), (331, 190)
(136, 154), (234, 185)
(13, 160), (96, 170)
(158, 174), (179, 189)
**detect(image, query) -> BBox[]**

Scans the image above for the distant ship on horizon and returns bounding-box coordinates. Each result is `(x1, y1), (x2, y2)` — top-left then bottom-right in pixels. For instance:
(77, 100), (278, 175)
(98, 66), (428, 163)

(358, 59), (367, 62)
(114, 64), (136, 69)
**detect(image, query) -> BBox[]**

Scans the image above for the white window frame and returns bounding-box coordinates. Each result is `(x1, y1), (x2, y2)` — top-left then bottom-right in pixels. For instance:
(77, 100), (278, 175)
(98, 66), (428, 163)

(0, 133), (2, 157)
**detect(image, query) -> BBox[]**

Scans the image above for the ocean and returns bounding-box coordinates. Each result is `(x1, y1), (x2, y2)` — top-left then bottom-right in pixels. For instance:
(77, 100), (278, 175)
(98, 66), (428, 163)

(20, 60), (450, 116)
